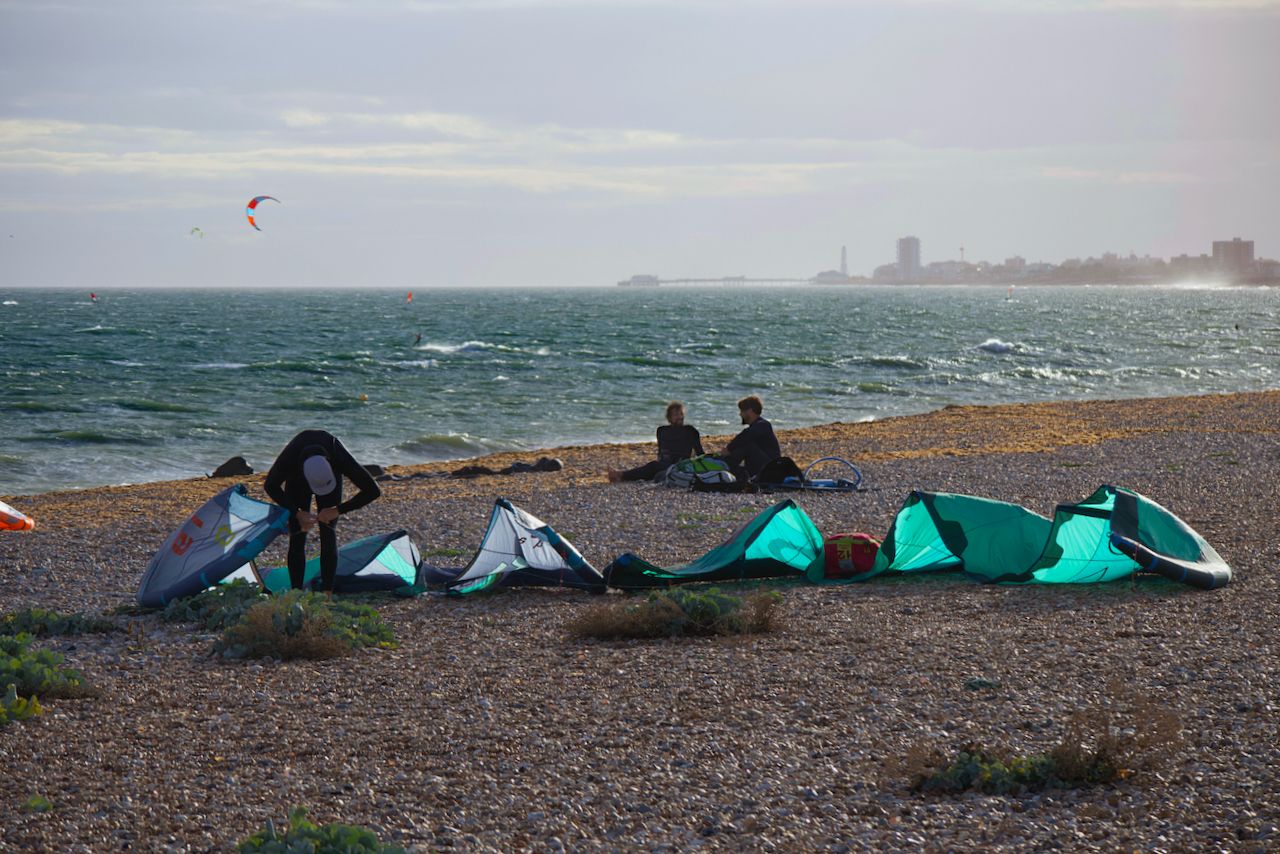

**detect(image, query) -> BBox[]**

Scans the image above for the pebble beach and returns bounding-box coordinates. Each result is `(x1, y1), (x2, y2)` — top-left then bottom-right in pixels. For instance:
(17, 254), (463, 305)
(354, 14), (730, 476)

(2, 391), (1278, 852)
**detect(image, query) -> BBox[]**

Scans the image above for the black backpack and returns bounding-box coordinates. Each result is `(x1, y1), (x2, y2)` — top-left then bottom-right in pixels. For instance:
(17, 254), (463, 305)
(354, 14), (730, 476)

(754, 456), (803, 485)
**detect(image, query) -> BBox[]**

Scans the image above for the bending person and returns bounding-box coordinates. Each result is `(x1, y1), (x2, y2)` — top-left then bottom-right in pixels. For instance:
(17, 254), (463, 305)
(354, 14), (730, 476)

(719, 394), (781, 482)
(608, 401), (705, 483)
(263, 429), (381, 596)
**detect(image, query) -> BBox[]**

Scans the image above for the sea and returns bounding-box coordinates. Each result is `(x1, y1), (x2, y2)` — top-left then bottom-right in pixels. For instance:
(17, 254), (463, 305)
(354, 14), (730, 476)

(1, 284), (1276, 496)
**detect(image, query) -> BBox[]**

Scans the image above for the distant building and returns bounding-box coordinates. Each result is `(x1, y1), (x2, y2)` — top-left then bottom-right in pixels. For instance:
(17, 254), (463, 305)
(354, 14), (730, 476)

(872, 263), (899, 281)
(1212, 238), (1254, 275)
(617, 274), (660, 287)
(897, 236), (921, 279)
(1004, 256), (1026, 271)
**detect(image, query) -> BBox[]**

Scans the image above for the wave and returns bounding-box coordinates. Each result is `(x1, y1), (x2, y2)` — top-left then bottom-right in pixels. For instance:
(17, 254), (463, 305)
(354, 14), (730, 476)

(107, 359), (146, 368)
(393, 432), (525, 460)
(2, 300), (17, 306)
(277, 398), (367, 412)
(114, 399), (204, 414)
(418, 340), (550, 357)
(618, 355), (695, 368)
(392, 359), (439, 370)
(977, 338), (1016, 354)
(859, 355), (929, 370)
(9, 401), (85, 413)
(21, 430), (159, 446)
(193, 362), (249, 370)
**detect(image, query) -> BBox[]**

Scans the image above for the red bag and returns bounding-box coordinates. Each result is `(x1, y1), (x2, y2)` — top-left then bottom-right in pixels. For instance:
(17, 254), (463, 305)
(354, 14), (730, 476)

(823, 532), (881, 579)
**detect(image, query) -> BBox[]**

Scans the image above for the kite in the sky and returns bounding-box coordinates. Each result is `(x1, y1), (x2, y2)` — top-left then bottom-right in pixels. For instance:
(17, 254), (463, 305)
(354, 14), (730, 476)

(190, 227), (204, 239)
(245, 196), (280, 231)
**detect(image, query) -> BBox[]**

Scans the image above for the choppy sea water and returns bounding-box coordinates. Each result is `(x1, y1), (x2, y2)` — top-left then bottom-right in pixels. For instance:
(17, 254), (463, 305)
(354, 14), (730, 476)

(1, 285), (1276, 495)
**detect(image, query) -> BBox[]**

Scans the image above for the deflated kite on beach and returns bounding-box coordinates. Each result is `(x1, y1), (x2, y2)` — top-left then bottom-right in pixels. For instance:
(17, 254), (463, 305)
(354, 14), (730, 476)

(0, 499), (35, 532)
(421, 498), (604, 595)
(859, 484), (1231, 590)
(603, 498), (825, 590)
(137, 484), (289, 607)
(256, 530), (425, 596)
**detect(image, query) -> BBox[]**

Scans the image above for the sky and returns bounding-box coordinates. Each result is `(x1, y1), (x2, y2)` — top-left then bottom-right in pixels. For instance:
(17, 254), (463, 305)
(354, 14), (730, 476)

(1, 0), (1277, 287)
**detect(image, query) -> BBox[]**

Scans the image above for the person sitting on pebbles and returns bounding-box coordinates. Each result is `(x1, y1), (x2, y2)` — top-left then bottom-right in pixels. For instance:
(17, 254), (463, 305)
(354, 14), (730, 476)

(607, 401), (705, 483)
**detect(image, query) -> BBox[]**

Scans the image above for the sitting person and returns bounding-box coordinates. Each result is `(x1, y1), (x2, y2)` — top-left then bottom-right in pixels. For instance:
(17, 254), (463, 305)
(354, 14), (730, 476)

(719, 394), (781, 482)
(608, 401), (705, 482)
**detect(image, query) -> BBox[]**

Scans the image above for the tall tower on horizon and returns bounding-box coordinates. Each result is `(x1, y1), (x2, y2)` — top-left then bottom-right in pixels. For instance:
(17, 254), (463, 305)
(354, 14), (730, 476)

(840, 245), (847, 277)
(897, 236), (921, 279)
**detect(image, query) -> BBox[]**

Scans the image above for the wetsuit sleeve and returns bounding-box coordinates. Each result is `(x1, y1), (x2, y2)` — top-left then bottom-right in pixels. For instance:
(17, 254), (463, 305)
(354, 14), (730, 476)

(331, 439), (381, 515)
(263, 438), (297, 512)
(691, 427), (705, 457)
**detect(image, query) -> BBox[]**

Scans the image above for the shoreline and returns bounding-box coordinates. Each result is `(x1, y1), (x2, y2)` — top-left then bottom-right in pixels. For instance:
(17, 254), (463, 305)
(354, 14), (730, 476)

(2, 389), (1278, 850)
(4, 389), (1277, 507)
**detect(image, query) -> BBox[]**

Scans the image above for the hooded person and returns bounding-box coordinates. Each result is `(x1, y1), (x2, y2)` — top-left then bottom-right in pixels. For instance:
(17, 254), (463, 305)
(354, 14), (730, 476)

(263, 429), (381, 595)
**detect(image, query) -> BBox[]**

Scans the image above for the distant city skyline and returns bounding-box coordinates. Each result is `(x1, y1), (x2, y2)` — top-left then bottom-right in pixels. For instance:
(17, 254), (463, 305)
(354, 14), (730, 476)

(2, 1), (1278, 287)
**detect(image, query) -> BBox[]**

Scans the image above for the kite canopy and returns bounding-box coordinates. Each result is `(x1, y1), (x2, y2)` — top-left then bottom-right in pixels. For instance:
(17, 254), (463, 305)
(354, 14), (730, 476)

(865, 485), (1230, 589)
(0, 499), (35, 532)
(137, 485), (289, 607)
(257, 530), (424, 596)
(604, 498), (824, 590)
(422, 498), (604, 595)
(245, 195), (280, 231)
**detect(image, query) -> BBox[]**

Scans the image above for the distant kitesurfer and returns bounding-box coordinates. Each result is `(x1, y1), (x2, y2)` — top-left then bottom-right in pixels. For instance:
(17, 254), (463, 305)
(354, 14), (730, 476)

(414, 333), (422, 345)
(263, 429), (381, 597)
(607, 401), (705, 483)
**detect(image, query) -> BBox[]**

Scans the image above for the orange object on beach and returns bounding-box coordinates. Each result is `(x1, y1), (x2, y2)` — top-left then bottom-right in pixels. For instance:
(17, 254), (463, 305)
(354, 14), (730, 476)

(0, 499), (35, 531)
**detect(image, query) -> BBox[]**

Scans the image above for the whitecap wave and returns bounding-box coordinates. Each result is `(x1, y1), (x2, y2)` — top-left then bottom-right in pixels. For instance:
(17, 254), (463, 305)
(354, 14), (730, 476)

(977, 338), (1016, 354)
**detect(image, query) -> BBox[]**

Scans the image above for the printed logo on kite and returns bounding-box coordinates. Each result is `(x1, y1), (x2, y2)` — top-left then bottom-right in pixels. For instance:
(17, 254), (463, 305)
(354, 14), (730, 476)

(245, 196), (280, 231)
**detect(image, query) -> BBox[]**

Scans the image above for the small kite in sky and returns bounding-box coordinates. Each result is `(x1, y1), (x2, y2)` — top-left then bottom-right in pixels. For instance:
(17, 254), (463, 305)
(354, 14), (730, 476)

(245, 196), (280, 231)
(190, 227), (204, 239)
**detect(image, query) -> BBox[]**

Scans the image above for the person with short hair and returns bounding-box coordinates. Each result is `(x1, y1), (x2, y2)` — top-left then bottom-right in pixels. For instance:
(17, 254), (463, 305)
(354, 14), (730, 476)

(720, 394), (781, 482)
(263, 429), (381, 596)
(608, 401), (705, 483)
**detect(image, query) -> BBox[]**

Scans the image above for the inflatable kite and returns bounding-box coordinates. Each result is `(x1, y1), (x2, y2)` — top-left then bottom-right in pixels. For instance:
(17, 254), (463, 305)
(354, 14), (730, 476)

(422, 498), (604, 595)
(137, 485), (289, 607)
(604, 499), (824, 590)
(256, 530), (425, 596)
(602, 486), (1229, 591)
(863, 484), (1231, 590)
(245, 195), (280, 231)
(0, 499), (35, 532)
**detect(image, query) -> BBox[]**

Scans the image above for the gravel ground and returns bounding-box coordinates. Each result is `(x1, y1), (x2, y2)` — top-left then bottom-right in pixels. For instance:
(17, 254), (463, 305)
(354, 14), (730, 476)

(1, 392), (1278, 853)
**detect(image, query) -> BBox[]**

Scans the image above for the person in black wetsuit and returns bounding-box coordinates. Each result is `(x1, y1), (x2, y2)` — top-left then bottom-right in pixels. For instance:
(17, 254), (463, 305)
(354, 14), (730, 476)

(263, 429), (381, 596)
(608, 401), (705, 483)
(718, 394), (781, 482)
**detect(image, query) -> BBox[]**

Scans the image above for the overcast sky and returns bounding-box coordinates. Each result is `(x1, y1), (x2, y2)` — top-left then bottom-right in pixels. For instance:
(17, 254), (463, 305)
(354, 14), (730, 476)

(1, 0), (1276, 287)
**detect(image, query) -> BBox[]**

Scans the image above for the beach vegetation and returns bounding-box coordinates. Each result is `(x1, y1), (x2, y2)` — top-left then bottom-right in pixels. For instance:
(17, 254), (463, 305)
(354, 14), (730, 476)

(161, 580), (269, 630)
(424, 547), (466, 558)
(237, 806), (405, 853)
(215, 591), (396, 661)
(570, 587), (782, 640)
(0, 634), (94, 701)
(0, 607), (116, 637)
(22, 794), (53, 813)
(1, 683), (43, 727)
(905, 684), (1183, 794)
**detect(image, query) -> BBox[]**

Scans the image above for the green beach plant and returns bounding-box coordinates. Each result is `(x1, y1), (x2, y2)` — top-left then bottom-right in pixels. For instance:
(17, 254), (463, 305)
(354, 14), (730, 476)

(569, 587), (782, 640)
(0, 607), (116, 637)
(22, 794), (53, 813)
(215, 591), (396, 660)
(1, 683), (43, 727)
(905, 683), (1183, 794)
(161, 580), (269, 630)
(237, 806), (405, 854)
(0, 634), (94, 700)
